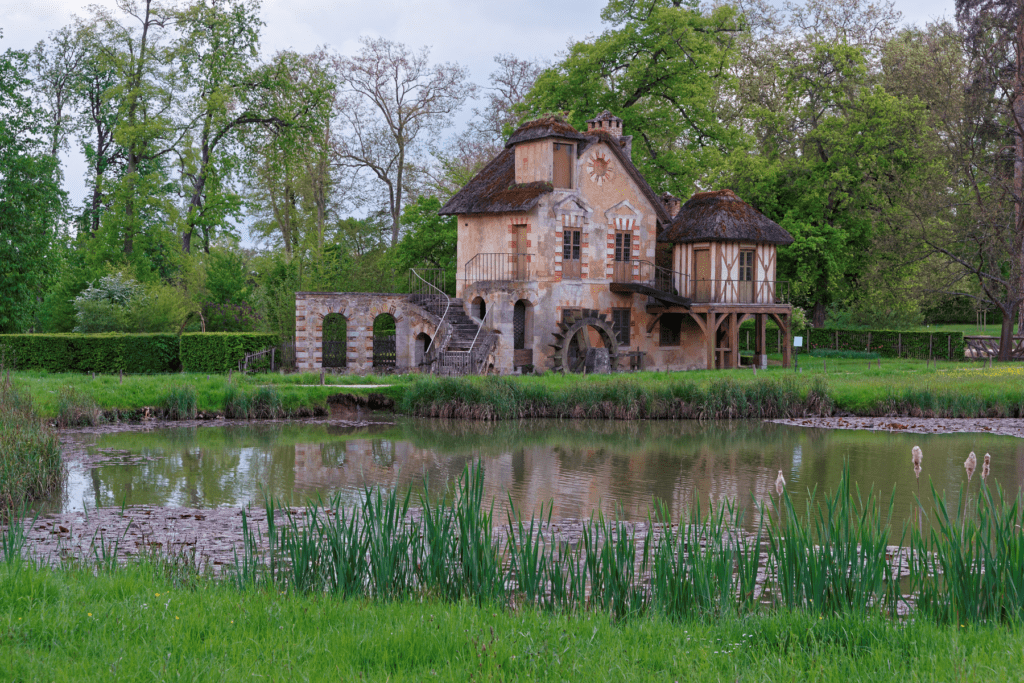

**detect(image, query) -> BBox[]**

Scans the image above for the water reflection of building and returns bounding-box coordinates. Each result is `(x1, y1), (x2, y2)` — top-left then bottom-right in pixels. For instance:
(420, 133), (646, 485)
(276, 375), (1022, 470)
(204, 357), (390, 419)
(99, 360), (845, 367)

(290, 425), (784, 524)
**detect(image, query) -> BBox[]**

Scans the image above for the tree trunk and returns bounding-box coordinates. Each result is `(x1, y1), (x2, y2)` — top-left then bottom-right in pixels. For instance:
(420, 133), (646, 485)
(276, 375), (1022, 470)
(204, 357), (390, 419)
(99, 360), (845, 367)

(812, 300), (827, 328)
(999, 302), (1016, 362)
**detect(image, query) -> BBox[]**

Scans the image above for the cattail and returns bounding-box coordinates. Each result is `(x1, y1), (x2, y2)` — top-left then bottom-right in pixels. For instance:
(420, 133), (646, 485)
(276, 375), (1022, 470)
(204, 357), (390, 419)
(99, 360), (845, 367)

(912, 445), (923, 469)
(964, 451), (977, 482)
(775, 470), (786, 495)
(982, 453), (991, 482)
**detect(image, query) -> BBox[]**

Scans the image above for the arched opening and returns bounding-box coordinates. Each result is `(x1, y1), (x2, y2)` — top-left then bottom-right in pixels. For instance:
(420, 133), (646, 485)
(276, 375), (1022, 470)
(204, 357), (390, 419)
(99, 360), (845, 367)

(513, 299), (534, 371)
(372, 313), (397, 370)
(322, 313), (348, 368)
(415, 332), (432, 367)
(471, 296), (486, 320)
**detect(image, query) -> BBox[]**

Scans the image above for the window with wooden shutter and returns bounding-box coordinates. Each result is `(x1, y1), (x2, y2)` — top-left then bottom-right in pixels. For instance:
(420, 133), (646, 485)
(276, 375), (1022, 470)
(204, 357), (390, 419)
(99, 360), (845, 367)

(553, 143), (574, 188)
(562, 229), (581, 279)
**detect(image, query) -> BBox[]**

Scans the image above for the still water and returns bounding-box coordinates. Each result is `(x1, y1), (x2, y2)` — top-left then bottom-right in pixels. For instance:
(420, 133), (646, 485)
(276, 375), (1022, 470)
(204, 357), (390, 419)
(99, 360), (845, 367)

(56, 419), (1024, 530)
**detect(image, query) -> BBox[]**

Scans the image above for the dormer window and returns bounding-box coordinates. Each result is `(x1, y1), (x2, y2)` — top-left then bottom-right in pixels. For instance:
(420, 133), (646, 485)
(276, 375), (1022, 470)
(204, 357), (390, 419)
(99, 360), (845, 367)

(553, 142), (574, 188)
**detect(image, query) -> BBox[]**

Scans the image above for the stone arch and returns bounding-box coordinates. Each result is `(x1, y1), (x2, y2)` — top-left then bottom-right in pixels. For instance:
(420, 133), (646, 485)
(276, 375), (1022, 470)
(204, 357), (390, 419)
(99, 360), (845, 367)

(372, 312), (397, 370)
(471, 295), (487, 320)
(322, 312), (348, 368)
(415, 332), (432, 367)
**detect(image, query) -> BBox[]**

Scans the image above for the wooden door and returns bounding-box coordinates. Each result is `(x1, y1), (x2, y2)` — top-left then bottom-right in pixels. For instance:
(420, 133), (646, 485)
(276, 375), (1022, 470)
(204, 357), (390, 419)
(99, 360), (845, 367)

(694, 249), (710, 301)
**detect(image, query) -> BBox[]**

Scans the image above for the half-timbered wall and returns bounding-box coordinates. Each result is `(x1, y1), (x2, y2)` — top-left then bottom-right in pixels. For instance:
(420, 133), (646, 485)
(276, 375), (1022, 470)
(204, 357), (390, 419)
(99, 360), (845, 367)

(672, 242), (778, 304)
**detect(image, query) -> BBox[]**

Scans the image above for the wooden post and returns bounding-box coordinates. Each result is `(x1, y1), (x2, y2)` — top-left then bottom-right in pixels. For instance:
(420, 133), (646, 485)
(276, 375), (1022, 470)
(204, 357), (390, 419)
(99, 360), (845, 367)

(756, 313), (766, 369)
(271, 348), (276, 372)
(929, 334), (933, 363)
(707, 313), (717, 370)
(729, 313), (739, 369)
(119, 369), (123, 385)
(867, 331), (871, 353)
(835, 329), (839, 351)
(948, 335), (951, 360)
(782, 317), (792, 369)
(320, 369), (325, 386)
(898, 333), (902, 357)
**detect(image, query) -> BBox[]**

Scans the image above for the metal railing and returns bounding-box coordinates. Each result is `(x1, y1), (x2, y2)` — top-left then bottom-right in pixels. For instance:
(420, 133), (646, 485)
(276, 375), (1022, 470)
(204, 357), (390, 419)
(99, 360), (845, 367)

(464, 253), (530, 284)
(683, 279), (790, 304)
(409, 268), (451, 361)
(611, 259), (682, 295)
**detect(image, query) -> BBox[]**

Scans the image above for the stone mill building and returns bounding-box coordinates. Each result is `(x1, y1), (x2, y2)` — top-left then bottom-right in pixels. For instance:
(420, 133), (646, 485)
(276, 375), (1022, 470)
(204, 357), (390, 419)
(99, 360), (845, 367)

(295, 112), (795, 374)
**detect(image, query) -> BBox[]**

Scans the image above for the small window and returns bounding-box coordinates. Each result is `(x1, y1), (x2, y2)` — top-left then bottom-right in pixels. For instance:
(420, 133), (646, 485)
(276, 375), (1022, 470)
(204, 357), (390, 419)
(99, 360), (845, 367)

(660, 313), (683, 346)
(614, 232), (631, 262)
(612, 308), (631, 346)
(739, 250), (754, 282)
(553, 142), (574, 188)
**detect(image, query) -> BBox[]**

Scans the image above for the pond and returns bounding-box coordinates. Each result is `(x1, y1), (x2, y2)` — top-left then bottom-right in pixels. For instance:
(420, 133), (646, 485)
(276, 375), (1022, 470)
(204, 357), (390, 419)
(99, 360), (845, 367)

(55, 418), (1024, 531)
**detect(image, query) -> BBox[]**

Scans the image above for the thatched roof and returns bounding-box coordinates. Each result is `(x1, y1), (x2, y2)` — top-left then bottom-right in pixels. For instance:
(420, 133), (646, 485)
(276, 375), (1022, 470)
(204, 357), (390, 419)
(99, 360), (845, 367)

(438, 148), (551, 215)
(660, 190), (794, 245)
(505, 115), (587, 147)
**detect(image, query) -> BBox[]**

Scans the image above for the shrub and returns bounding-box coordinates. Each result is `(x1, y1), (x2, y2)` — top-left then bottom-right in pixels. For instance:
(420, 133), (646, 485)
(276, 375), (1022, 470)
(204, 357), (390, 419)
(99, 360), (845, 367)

(179, 333), (279, 373)
(809, 328), (965, 360)
(0, 334), (180, 373)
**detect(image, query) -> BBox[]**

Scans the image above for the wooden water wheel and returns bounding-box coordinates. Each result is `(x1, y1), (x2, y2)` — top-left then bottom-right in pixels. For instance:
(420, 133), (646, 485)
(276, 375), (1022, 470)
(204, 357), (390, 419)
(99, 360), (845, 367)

(549, 310), (619, 373)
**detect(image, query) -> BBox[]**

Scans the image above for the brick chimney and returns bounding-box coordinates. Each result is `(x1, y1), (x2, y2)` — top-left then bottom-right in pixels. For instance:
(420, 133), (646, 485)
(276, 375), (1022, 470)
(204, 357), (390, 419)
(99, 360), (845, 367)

(660, 192), (681, 219)
(586, 110), (623, 137)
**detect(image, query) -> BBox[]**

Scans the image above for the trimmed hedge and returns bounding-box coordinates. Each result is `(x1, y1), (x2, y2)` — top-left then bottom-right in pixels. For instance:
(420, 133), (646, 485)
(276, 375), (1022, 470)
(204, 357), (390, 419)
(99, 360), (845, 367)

(809, 328), (965, 360)
(0, 334), (181, 373)
(179, 332), (279, 373)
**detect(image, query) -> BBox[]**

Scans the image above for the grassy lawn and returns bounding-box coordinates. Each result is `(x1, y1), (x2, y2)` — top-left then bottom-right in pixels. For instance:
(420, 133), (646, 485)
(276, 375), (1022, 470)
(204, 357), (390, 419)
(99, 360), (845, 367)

(1, 561), (1020, 682)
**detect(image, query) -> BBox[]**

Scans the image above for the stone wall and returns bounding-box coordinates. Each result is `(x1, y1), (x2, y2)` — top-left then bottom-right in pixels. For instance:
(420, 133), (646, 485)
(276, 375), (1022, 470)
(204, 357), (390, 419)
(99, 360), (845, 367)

(295, 292), (439, 374)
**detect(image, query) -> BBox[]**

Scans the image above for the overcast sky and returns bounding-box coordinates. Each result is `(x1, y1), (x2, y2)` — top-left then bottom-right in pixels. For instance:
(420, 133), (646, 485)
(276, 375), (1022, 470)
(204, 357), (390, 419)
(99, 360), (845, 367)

(0, 0), (958, 229)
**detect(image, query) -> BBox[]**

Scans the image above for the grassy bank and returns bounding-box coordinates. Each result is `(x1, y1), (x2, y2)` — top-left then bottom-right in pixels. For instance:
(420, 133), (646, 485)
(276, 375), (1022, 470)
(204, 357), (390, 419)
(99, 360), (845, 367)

(401, 359), (1024, 419)
(9, 356), (1024, 423)
(10, 371), (407, 423)
(0, 374), (63, 513)
(1, 561), (1019, 682)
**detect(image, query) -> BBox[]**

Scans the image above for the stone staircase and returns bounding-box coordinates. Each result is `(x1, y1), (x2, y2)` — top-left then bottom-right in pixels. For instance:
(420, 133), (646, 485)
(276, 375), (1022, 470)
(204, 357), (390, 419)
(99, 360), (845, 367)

(407, 294), (496, 375)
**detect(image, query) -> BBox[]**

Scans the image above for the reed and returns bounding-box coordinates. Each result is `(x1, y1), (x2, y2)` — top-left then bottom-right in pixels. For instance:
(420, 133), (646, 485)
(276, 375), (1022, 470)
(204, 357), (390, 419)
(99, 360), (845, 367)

(200, 461), (1024, 627)
(54, 384), (102, 428)
(766, 468), (896, 615)
(159, 384), (198, 420)
(0, 370), (63, 514)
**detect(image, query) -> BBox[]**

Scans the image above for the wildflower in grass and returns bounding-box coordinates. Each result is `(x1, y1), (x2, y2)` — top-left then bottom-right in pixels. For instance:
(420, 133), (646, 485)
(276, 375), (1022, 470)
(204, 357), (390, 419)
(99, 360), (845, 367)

(775, 470), (786, 495)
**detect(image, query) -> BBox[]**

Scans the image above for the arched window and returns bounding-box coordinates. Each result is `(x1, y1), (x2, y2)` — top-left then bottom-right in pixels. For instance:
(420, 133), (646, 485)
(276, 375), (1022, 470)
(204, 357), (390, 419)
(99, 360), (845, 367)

(322, 313), (347, 368)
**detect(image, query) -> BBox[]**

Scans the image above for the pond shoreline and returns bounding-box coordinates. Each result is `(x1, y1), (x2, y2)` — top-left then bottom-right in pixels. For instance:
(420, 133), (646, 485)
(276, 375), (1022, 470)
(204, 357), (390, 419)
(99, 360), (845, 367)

(772, 416), (1024, 439)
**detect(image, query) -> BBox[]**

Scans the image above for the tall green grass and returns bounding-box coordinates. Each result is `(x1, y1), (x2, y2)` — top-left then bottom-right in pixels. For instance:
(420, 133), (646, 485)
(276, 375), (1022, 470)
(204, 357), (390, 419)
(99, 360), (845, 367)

(401, 375), (830, 420)
(213, 461), (1024, 626)
(0, 369), (63, 515)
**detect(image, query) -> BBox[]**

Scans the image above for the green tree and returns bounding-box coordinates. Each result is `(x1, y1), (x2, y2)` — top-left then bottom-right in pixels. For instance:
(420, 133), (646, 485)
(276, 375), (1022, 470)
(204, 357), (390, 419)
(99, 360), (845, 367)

(389, 196), (457, 295)
(729, 42), (931, 327)
(519, 0), (743, 194)
(0, 39), (66, 332)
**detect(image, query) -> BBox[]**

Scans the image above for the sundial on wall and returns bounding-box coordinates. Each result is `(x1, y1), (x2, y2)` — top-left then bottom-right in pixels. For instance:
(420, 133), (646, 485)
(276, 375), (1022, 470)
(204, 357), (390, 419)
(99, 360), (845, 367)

(586, 150), (614, 186)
